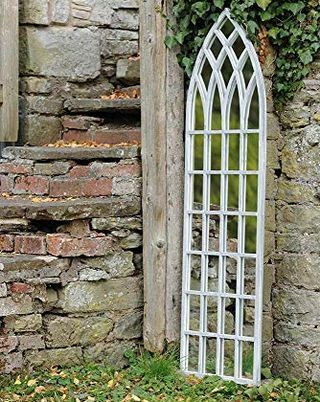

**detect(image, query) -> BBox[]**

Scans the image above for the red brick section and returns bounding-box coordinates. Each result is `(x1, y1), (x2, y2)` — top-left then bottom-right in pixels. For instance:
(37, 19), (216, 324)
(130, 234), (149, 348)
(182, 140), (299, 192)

(14, 176), (49, 195)
(63, 129), (141, 145)
(10, 283), (34, 294)
(62, 130), (92, 143)
(0, 235), (14, 252)
(0, 163), (32, 174)
(47, 234), (115, 257)
(69, 166), (91, 178)
(94, 129), (141, 145)
(49, 178), (112, 197)
(15, 235), (47, 255)
(62, 116), (103, 130)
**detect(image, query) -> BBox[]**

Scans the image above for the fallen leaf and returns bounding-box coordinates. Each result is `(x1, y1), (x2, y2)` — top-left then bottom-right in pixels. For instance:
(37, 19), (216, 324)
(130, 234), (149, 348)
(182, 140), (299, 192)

(27, 379), (37, 387)
(35, 386), (46, 393)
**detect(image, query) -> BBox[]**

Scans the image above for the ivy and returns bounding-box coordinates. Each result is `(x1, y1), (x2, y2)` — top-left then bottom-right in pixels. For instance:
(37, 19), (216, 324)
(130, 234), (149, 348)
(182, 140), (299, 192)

(166, 0), (320, 107)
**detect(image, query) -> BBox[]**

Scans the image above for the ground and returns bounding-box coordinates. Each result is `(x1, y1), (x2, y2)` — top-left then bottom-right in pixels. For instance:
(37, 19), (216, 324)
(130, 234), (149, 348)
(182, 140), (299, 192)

(0, 351), (319, 402)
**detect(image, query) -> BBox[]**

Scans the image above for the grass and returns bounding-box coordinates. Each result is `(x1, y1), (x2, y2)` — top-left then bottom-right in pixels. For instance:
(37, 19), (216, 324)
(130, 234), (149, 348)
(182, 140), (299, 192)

(0, 350), (320, 402)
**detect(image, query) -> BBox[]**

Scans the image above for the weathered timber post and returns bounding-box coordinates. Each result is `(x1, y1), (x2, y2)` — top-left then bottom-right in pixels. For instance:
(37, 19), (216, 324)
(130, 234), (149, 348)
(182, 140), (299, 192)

(0, 0), (19, 142)
(140, 0), (184, 352)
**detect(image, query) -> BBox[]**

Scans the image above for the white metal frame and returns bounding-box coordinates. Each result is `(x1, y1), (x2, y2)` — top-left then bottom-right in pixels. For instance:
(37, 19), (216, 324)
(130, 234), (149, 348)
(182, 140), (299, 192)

(180, 9), (267, 385)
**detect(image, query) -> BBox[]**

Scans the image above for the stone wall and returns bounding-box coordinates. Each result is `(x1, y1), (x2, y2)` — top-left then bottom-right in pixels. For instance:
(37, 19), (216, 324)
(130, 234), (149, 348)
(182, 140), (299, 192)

(272, 58), (320, 381)
(0, 145), (143, 373)
(19, 0), (140, 146)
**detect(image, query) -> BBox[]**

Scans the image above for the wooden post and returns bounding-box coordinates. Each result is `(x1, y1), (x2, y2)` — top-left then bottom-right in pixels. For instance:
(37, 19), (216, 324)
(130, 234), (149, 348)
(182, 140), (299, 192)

(0, 0), (19, 142)
(140, 0), (184, 352)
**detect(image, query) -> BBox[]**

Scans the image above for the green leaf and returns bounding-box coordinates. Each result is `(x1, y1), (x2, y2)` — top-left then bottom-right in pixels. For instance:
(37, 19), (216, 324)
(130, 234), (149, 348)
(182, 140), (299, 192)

(300, 50), (313, 65)
(283, 2), (305, 15)
(256, 0), (272, 10)
(175, 31), (185, 44)
(213, 0), (224, 8)
(164, 36), (176, 49)
(268, 27), (279, 39)
(261, 367), (272, 379)
(247, 20), (259, 34)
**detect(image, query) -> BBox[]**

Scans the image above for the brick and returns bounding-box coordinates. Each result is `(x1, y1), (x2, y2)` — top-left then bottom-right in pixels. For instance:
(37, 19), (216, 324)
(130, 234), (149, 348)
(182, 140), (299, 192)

(57, 220), (91, 237)
(62, 130), (91, 143)
(93, 129), (141, 145)
(62, 116), (103, 130)
(14, 176), (49, 195)
(47, 234), (115, 257)
(63, 130), (93, 143)
(10, 283), (34, 294)
(0, 175), (13, 193)
(68, 166), (91, 178)
(0, 162), (33, 174)
(15, 235), (47, 255)
(49, 178), (112, 197)
(0, 235), (14, 252)
(34, 161), (72, 176)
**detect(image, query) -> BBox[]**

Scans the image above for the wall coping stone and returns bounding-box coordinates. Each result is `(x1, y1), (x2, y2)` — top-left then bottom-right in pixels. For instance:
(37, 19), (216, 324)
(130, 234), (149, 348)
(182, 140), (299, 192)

(64, 98), (141, 113)
(0, 195), (141, 221)
(2, 146), (140, 161)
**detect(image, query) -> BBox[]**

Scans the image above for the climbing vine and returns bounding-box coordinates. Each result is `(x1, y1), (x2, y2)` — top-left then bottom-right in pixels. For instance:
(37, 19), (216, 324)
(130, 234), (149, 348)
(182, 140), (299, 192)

(165, 0), (320, 107)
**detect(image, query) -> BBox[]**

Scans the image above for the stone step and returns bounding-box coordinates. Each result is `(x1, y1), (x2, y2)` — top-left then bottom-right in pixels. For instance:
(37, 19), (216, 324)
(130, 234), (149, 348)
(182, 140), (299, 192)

(0, 195), (141, 221)
(64, 98), (141, 114)
(2, 145), (140, 161)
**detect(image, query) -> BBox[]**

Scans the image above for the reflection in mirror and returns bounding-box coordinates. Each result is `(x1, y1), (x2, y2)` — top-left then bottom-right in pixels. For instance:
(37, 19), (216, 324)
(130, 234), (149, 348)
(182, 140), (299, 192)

(201, 58), (212, 90)
(228, 134), (240, 170)
(245, 217), (257, 254)
(248, 88), (259, 129)
(190, 214), (202, 252)
(210, 135), (222, 170)
(245, 175), (258, 212)
(195, 89), (204, 130)
(242, 342), (254, 380)
(211, 90), (222, 130)
(188, 336), (199, 372)
(246, 133), (259, 171)
(206, 338), (217, 374)
(228, 175), (239, 210)
(229, 87), (240, 129)
(189, 295), (201, 331)
(223, 340), (235, 376)
(193, 135), (204, 171)
(192, 175), (203, 210)
(210, 175), (221, 209)
(189, 254), (202, 291)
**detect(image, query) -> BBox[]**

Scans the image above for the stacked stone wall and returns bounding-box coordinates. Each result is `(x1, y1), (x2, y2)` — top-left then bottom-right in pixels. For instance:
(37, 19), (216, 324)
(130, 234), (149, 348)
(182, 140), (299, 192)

(19, 0), (140, 146)
(272, 58), (320, 380)
(0, 145), (143, 373)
